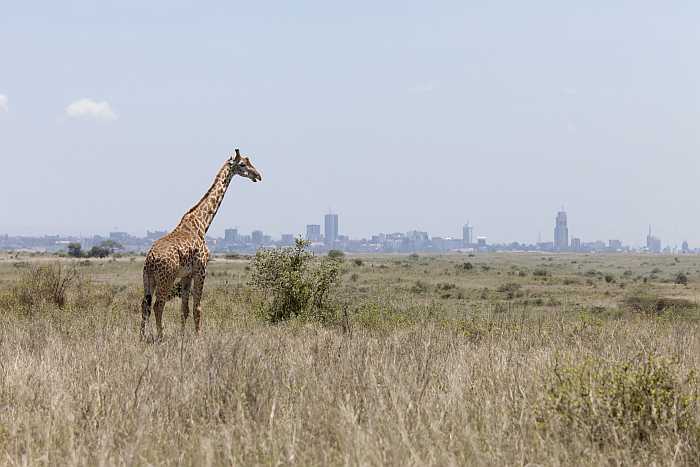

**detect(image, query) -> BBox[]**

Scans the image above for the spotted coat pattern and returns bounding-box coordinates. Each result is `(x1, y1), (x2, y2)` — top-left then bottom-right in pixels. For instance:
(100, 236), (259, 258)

(141, 150), (261, 340)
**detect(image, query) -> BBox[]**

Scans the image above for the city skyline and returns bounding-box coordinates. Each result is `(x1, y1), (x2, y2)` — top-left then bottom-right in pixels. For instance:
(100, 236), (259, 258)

(2, 204), (692, 249)
(1, 207), (693, 254)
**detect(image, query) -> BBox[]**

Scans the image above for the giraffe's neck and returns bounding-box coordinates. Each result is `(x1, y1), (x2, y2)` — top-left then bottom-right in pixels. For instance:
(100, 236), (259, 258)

(175, 161), (234, 239)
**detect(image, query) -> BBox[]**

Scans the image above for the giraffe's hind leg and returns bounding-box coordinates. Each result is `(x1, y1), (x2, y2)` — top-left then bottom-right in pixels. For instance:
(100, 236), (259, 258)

(140, 271), (155, 340)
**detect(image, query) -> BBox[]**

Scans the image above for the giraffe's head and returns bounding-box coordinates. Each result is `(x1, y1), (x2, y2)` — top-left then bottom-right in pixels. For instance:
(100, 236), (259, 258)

(230, 149), (262, 182)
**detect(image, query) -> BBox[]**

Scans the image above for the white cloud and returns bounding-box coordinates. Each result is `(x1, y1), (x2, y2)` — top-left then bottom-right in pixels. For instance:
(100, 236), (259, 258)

(0, 95), (7, 112)
(65, 98), (117, 121)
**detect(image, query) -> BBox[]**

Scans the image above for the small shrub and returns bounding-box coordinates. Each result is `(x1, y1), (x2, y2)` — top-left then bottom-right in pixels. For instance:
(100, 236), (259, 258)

(353, 258), (363, 266)
(456, 262), (473, 271)
(5, 263), (81, 312)
(604, 274), (615, 283)
(533, 268), (548, 277)
(540, 353), (697, 447)
(327, 250), (345, 261)
(410, 280), (429, 294)
(496, 282), (522, 299)
(408, 253), (419, 260)
(622, 289), (696, 314)
(675, 272), (689, 286)
(249, 239), (341, 323)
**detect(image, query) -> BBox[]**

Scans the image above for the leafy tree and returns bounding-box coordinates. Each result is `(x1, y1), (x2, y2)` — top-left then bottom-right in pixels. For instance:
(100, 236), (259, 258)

(87, 246), (111, 258)
(67, 243), (83, 258)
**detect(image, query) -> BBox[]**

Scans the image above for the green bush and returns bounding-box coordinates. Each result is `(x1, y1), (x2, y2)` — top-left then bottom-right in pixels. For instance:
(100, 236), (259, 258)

(410, 280), (429, 294)
(1, 263), (80, 312)
(249, 239), (341, 323)
(540, 353), (697, 447)
(456, 262), (473, 271)
(675, 272), (689, 286)
(622, 289), (696, 314)
(327, 249), (345, 261)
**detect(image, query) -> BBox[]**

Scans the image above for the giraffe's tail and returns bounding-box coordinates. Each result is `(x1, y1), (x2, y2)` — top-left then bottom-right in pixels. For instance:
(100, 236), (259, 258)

(142, 262), (156, 302)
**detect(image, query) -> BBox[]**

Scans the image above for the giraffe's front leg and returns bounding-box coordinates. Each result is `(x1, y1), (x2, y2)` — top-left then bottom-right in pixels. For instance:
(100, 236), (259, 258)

(191, 266), (207, 334)
(180, 276), (192, 330)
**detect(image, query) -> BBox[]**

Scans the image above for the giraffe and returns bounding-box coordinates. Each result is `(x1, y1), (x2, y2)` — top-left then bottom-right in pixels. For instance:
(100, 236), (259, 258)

(140, 149), (262, 340)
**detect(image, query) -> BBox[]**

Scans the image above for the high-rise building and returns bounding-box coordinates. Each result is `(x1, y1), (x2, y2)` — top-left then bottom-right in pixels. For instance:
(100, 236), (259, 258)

(251, 230), (264, 245)
(682, 240), (690, 253)
(280, 234), (294, 245)
(462, 222), (473, 246)
(109, 231), (130, 243)
(571, 237), (582, 251)
(146, 230), (167, 241)
(224, 228), (239, 243)
(305, 224), (321, 242)
(646, 226), (661, 253)
(554, 209), (569, 250)
(324, 213), (338, 245)
(609, 239), (622, 250)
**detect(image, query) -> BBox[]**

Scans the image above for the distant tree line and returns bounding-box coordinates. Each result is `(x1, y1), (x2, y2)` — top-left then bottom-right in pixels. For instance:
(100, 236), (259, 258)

(67, 240), (122, 258)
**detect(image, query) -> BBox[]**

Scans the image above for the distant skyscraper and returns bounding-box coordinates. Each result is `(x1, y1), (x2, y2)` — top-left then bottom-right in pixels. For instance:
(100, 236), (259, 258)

(554, 209), (569, 250)
(646, 226), (661, 253)
(280, 234), (294, 245)
(571, 237), (582, 251)
(306, 224), (321, 242)
(462, 222), (473, 246)
(324, 213), (338, 245)
(251, 230), (264, 245)
(224, 228), (239, 243)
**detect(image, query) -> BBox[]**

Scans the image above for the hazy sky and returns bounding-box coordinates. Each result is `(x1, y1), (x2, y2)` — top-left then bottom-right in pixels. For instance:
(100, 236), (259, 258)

(1, 1), (699, 246)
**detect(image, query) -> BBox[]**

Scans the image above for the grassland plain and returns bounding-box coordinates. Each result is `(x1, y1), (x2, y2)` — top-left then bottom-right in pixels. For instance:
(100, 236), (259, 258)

(1, 251), (700, 466)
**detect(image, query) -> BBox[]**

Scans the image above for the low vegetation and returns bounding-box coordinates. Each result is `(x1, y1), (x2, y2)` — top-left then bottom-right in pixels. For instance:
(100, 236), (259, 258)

(1, 251), (700, 465)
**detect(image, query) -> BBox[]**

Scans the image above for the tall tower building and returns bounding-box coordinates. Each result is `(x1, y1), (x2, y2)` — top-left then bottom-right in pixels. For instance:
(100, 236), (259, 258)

(324, 213), (339, 246)
(646, 225), (661, 253)
(462, 222), (473, 247)
(554, 209), (569, 250)
(305, 224), (321, 242)
(224, 228), (239, 243)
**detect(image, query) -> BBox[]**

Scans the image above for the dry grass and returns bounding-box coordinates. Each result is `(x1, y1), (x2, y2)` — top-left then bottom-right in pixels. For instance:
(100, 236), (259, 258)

(1, 253), (700, 465)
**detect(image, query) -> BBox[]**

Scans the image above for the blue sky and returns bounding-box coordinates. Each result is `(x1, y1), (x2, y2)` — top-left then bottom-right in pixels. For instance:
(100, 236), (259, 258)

(1, 1), (699, 246)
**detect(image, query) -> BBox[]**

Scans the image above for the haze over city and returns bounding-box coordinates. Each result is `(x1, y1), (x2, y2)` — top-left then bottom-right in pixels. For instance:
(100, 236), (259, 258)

(2, 2), (699, 245)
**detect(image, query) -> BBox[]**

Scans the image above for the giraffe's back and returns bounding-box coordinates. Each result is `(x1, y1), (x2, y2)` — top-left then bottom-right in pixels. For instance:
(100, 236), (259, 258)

(144, 231), (208, 286)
